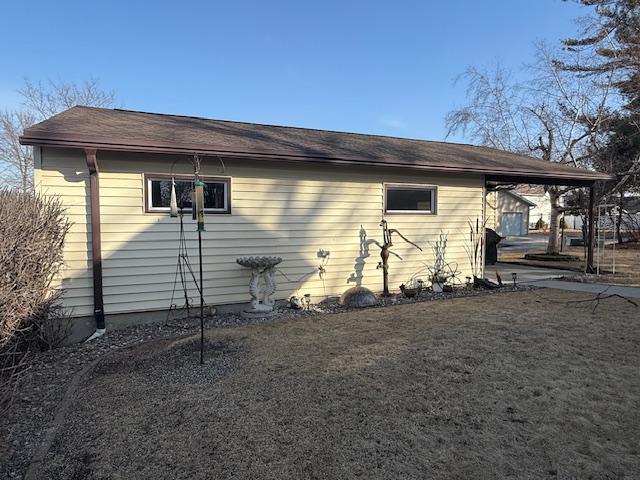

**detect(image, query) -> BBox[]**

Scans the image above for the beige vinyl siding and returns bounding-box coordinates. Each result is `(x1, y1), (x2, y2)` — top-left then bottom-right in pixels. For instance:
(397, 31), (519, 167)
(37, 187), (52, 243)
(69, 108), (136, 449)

(37, 147), (485, 318)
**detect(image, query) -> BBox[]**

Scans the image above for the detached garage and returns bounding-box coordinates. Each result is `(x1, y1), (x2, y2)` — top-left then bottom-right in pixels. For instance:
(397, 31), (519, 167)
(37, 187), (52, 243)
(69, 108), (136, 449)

(19, 106), (609, 336)
(486, 190), (536, 237)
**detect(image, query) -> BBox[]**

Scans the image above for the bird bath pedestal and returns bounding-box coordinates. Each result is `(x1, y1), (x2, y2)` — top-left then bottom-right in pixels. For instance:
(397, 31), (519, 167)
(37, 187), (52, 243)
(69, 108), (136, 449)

(236, 256), (282, 318)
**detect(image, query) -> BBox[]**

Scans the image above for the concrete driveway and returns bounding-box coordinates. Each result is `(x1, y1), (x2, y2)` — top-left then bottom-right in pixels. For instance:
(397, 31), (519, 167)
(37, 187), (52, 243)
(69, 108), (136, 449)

(497, 231), (590, 253)
(498, 232), (549, 253)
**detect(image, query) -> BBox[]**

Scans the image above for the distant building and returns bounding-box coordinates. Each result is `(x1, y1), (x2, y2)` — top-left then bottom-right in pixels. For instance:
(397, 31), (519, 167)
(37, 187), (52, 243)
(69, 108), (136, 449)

(515, 185), (561, 228)
(485, 190), (536, 236)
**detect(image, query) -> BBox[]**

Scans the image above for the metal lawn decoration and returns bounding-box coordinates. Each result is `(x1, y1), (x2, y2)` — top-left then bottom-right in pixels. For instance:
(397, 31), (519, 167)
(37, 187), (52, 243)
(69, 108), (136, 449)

(167, 154), (207, 365)
(596, 203), (618, 276)
(377, 219), (422, 296)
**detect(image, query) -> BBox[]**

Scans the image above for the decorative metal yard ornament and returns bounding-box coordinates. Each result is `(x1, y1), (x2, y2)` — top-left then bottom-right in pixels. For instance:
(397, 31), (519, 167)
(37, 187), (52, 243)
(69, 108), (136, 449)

(166, 153), (208, 365)
(377, 219), (422, 296)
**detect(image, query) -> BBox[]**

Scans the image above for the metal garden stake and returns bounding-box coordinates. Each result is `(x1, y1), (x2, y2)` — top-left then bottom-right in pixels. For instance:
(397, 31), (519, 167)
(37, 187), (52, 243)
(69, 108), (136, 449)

(194, 178), (205, 365)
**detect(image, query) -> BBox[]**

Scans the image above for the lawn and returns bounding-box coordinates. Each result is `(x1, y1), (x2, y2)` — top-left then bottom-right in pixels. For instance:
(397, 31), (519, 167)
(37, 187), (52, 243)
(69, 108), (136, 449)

(35, 290), (639, 479)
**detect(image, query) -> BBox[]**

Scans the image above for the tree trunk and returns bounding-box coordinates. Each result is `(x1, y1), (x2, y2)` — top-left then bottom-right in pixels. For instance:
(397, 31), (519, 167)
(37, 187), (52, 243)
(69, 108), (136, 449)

(616, 191), (624, 244)
(546, 188), (561, 255)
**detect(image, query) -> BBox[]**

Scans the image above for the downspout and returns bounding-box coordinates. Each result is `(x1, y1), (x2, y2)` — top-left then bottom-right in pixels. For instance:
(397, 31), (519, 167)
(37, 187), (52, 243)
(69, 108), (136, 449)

(84, 148), (106, 340)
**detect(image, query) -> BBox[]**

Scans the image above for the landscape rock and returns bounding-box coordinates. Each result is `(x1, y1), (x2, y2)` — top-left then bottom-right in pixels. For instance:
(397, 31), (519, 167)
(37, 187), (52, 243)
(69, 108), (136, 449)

(339, 286), (379, 308)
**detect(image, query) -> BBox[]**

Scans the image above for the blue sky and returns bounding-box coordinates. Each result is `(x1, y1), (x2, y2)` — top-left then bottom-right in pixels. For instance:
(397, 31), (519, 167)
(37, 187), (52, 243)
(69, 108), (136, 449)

(0, 0), (586, 142)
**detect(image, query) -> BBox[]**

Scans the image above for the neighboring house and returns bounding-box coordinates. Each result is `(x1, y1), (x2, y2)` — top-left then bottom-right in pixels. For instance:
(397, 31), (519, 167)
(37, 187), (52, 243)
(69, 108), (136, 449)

(485, 190), (535, 237)
(19, 107), (608, 336)
(516, 185), (565, 228)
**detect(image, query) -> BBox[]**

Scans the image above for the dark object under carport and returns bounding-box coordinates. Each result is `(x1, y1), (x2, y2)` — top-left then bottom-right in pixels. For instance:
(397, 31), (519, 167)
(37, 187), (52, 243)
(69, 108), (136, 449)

(485, 228), (503, 265)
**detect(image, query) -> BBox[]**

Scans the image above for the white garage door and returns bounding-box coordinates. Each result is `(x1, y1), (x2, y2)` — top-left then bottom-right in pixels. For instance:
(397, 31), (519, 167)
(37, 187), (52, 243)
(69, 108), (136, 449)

(501, 212), (523, 236)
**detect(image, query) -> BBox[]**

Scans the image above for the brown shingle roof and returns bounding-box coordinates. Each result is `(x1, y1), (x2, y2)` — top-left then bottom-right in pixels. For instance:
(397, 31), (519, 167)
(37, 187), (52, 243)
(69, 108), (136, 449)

(20, 106), (612, 183)
(515, 184), (546, 195)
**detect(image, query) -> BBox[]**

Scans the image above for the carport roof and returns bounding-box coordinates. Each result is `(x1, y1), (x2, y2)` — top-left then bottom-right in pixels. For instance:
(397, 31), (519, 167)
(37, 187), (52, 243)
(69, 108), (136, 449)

(504, 190), (537, 207)
(20, 106), (614, 185)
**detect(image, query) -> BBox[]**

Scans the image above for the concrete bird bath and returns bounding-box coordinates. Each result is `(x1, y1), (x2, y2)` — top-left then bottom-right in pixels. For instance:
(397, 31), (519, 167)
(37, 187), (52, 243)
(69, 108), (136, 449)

(236, 256), (282, 318)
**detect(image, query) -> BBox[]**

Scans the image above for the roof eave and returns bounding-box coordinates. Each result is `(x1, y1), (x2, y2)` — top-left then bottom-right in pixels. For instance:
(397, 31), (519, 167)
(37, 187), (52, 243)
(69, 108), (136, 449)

(504, 190), (538, 206)
(20, 133), (614, 185)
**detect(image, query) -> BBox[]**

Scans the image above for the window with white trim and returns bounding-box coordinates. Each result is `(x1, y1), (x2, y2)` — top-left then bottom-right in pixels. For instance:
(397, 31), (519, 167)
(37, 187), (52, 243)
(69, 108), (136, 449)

(145, 175), (230, 213)
(385, 184), (437, 214)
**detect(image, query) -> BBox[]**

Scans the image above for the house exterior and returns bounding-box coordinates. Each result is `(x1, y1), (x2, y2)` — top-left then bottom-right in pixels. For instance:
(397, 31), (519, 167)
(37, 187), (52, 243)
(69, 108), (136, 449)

(485, 190), (536, 236)
(20, 107), (610, 335)
(515, 185), (569, 229)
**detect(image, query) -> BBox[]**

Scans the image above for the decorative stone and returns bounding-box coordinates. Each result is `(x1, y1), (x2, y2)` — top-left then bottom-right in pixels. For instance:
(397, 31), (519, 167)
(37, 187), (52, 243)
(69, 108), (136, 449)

(236, 256), (283, 318)
(340, 286), (378, 308)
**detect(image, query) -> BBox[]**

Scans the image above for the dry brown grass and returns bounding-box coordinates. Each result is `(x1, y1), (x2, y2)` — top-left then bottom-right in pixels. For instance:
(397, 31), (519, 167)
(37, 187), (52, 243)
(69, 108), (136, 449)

(39, 290), (639, 479)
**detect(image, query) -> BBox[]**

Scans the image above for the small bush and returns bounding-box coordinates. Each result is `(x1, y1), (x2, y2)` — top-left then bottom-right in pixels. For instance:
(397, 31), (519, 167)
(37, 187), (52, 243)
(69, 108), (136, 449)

(0, 189), (71, 408)
(622, 213), (640, 242)
(534, 217), (548, 231)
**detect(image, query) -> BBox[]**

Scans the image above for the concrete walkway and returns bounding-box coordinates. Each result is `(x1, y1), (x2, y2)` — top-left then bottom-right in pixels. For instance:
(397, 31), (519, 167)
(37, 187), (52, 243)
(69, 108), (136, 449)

(490, 262), (640, 299)
(490, 263), (574, 283)
(525, 280), (640, 299)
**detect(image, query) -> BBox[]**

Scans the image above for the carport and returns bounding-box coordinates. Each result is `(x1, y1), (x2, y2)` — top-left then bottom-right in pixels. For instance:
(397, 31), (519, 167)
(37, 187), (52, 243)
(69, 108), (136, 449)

(486, 171), (615, 273)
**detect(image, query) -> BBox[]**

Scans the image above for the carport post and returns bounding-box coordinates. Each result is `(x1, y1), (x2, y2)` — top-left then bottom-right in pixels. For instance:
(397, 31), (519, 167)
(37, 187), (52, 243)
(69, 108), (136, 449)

(586, 183), (596, 274)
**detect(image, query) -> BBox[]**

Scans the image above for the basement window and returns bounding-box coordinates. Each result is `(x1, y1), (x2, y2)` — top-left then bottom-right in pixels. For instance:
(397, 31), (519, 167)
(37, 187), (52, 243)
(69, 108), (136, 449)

(145, 174), (230, 213)
(385, 184), (437, 214)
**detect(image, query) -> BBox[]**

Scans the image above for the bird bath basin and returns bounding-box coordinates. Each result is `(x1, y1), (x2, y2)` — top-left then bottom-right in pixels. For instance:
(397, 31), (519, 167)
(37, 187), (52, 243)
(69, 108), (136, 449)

(236, 256), (282, 270)
(236, 256), (282, 318)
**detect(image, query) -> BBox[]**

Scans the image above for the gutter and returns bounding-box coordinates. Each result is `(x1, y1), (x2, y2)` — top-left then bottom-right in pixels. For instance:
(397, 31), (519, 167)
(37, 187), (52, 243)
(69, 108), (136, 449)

(19, 134), (614, 185)
(84, 148), (106, 337)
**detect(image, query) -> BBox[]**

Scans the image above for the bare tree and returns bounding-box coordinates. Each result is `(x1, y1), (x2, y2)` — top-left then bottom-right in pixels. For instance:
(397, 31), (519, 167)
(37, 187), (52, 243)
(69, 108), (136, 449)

(19, 78), (116, 120)
(0, 111), (37, 192)
(0, 79), (116, 192)
(446, 44), (614, 254)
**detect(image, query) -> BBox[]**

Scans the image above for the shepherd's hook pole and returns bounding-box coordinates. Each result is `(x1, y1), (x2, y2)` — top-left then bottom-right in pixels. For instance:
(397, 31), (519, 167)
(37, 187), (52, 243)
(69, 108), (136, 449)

(199, 229), (204, 365)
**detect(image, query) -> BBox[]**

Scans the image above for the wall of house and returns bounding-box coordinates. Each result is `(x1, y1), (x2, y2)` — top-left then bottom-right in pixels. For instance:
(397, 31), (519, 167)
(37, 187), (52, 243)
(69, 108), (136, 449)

(37, 147), (486, 319)
(522, 192), (565, 228)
